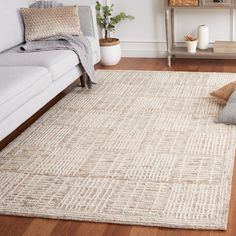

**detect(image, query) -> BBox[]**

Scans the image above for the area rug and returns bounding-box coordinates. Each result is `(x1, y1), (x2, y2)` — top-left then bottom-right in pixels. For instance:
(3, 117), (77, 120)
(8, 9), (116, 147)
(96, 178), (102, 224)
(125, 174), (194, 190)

(1, 70), (236, 230)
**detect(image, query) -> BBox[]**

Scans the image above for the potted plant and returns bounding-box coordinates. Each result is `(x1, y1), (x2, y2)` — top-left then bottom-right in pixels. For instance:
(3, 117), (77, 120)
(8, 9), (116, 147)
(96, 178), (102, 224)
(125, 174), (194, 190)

(184, 34), (198, 53)
(95, 1), (134, 66)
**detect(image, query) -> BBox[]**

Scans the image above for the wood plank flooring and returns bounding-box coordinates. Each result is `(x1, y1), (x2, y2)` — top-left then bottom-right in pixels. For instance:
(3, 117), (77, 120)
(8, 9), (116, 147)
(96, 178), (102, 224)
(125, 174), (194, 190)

(1, 58), (236, 236)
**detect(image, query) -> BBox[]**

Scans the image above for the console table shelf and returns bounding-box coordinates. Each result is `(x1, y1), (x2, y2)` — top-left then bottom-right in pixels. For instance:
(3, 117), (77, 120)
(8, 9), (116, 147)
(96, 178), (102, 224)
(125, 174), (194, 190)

(172, 46), (236, 57)
(165, 0), (236, 66)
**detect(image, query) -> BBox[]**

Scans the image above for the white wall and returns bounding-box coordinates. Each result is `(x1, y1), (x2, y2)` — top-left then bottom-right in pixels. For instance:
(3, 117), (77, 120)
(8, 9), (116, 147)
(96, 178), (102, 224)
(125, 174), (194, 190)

(28, 0), (235, 58)
(110, 0), (234, 57)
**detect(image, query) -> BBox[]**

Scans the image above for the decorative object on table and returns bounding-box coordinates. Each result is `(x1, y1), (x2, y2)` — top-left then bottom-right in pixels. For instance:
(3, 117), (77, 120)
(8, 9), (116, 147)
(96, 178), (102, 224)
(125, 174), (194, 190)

(169, 0), (199, 6)
(197, 25), (209, 50)
(214, 41), (236, 53)
(184, 34), (198, 53)
(218, 89), (236, 124)
(201, 0), (234, 7)
(95, 1), (134, 66)
(210, 81), (236, 102)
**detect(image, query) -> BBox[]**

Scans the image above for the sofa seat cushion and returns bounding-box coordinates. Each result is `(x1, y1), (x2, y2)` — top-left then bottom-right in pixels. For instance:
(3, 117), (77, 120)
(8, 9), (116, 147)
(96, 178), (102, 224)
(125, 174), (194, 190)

(0, 66), (51, 121)
(0, 36), (99, 80)
(0, 49), (79, 81)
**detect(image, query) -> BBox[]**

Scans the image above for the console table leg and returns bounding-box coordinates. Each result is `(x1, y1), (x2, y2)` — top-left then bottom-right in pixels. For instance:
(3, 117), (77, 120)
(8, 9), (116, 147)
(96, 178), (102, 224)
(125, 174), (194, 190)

(168, 55), (171, 67)
(165, 8), (172, 68)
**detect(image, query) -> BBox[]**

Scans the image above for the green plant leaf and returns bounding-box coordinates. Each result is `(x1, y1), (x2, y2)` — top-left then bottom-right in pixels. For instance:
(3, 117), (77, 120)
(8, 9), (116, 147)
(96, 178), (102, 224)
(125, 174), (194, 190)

(95, 1), (101, 11)
(95, 2), (135, 39)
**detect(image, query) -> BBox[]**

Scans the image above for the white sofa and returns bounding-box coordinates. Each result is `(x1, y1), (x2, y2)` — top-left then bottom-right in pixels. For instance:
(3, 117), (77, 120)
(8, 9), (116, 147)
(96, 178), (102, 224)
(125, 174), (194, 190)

(0, 0), (101, 141)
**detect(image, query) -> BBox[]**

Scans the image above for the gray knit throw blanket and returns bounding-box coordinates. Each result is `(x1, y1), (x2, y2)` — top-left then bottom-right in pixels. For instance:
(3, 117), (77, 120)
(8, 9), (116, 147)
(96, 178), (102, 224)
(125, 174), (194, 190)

(30, 1), (63, 8)
(20, 35), (96, 88)
(21, 1), (96, 88)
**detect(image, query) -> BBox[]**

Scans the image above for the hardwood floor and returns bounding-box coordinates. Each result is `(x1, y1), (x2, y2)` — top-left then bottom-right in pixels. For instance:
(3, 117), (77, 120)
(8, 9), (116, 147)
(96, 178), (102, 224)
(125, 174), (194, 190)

(1, 58), (236, 236)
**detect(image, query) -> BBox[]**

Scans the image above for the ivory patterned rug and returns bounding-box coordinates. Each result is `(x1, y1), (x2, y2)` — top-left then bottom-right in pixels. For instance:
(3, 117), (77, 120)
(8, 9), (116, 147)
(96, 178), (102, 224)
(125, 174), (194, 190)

(0, 70), (236, 230)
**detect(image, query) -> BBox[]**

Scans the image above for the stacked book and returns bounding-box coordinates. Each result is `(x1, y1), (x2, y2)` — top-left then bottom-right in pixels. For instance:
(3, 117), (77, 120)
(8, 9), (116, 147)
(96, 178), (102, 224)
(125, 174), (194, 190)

(214, 41), (236, 53)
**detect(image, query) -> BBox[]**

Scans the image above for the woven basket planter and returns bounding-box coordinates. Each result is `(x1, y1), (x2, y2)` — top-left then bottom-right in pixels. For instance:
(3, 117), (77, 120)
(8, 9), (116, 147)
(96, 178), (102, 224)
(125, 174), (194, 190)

(169, 0), (199, 6)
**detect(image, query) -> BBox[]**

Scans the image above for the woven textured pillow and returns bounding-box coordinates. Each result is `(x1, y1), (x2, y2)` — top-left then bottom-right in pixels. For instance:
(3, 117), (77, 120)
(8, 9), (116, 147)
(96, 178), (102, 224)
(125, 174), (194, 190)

(210, 81), (236, 103)
(20, 6), (81, 41)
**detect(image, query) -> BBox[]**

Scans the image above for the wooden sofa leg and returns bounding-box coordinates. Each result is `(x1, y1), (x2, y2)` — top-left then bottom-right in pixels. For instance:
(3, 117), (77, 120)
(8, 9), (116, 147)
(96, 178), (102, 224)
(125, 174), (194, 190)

(80, 73), (86, 88)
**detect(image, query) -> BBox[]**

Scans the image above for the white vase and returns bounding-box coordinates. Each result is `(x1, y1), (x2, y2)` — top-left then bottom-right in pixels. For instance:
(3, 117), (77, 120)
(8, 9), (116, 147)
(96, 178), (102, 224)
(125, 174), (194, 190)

(186, 40), (198, 53)
(100, 38), (121, 66)
(198, 25), (209, 50)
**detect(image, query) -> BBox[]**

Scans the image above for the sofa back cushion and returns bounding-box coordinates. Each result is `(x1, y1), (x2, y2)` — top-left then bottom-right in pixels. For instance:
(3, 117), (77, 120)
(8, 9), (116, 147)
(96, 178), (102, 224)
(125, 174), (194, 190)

(0, 0), (28, 53)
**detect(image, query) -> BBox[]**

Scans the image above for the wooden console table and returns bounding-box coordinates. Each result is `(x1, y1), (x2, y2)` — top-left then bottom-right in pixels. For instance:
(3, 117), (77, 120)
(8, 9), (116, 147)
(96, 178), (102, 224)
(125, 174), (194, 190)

(165, 0), (236, 67)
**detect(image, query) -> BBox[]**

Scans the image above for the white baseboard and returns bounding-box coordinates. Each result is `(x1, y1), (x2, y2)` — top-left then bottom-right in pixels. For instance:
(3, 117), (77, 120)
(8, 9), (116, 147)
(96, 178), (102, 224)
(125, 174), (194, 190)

(120, 41), (167, 58)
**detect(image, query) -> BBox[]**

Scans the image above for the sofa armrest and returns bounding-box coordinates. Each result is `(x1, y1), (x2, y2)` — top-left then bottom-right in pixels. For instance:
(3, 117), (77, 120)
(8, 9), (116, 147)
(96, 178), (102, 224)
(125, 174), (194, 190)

(60, 1), (101, 63)
(79, 5), (101, 64)
(60, 1), (99, 39)
(79, 5), (98, 39)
